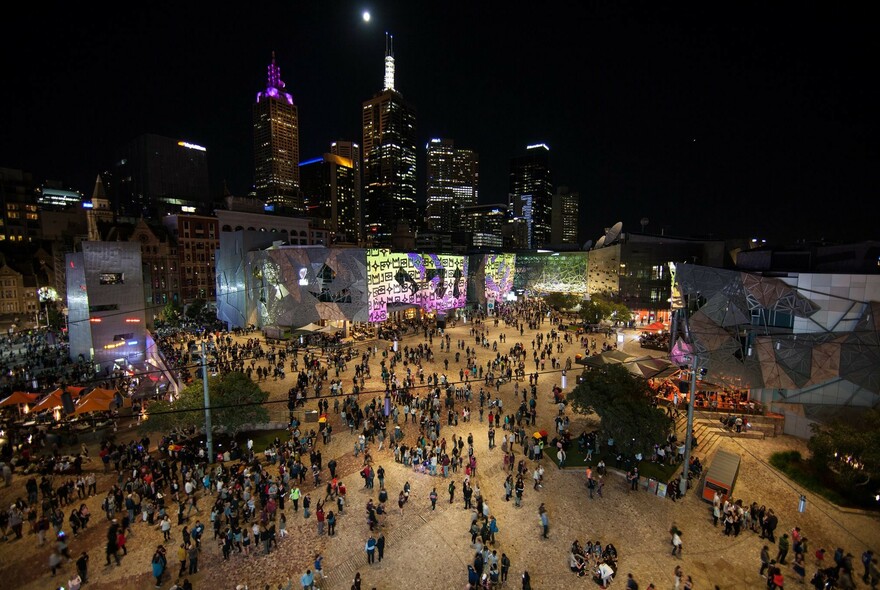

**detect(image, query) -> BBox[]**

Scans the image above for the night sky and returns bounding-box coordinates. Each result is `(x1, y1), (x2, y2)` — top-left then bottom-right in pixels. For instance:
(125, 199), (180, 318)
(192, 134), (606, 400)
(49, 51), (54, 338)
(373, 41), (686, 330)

(1, 2), (877, 245)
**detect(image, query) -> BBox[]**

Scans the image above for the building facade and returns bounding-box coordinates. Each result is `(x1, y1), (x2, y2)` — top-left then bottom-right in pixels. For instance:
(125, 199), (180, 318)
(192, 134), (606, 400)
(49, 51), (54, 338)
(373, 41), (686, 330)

(362, 36), (417, 244)
(509, 144), (553, 249)
(330, 141), (362, 241)
(113, 134), (211, 219)
(551, 186), (579, 246)
(0, 168), (41, 244)
(66, 241), (147, 371)
(253, 53), (302, 214)
(162, 215), (219, 303)
(461, 203), (508, 249)
(299, 154), (357, 244)
(425, 138), (478, 233)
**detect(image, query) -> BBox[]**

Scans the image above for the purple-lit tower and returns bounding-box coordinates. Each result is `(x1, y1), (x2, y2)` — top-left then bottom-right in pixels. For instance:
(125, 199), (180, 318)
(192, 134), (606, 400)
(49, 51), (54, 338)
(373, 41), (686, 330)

(253, 52), (303, 213)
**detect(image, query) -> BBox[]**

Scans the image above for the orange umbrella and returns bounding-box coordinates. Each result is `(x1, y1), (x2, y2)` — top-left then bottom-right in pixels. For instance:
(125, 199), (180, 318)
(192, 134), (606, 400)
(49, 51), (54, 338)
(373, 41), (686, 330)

(0, 392), (38, 407)
(81, 388), (117, 401)
(73, 396), (114, 415)
(31, 389), (64, 412)
(65, 386), (86, 398)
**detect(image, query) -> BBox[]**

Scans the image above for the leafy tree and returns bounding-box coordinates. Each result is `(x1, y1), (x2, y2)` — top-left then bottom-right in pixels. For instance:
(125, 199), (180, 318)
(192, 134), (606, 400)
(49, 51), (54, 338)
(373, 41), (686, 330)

(139, 371), (269, 436)
(610, 302), (633, 325)
(567, 364), (672, 457)
(185, 298), (207, 321)
(46, 304), (65, 331)
(543, 293), (580, 311)
(807, 409), (880, 489)
(578, 298), (612, 324)
(162, 300), (182, 326)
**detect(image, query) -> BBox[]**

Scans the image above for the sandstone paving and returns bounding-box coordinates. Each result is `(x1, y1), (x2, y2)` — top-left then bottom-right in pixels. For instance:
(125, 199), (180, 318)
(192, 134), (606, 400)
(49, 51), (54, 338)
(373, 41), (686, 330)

(2, 318), (878, 590)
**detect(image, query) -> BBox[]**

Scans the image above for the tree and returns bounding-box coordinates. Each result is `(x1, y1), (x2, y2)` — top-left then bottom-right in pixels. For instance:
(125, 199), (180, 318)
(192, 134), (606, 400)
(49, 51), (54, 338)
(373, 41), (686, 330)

(185, 298), (207, 321)
(543, 293), (580, 311)
(566, 364), (672, 457)
(139, 371), (270, 436)
(807, 409), (880, 490)
(578, 298), (612, 325)
(162, 300), (182, 326)
(609, 302), (633, 325)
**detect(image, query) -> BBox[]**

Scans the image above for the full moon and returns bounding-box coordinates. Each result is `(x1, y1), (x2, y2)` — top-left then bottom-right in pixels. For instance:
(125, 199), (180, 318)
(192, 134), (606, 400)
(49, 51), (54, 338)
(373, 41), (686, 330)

(362, 11), (371, 22)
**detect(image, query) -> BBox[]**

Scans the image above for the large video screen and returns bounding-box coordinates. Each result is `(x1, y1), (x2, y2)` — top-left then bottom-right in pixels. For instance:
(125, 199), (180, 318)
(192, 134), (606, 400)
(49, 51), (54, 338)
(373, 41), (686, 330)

(366, 250), (468, 322)
(484, 253), (516, 303)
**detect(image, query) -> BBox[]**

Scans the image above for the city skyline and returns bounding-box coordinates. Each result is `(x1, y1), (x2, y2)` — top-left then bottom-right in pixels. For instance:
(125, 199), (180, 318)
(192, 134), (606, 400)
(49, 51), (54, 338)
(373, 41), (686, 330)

(0, 2), (877, 245)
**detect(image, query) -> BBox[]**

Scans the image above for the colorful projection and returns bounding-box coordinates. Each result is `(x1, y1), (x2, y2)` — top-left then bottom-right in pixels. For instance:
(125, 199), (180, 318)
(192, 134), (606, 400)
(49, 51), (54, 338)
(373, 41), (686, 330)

(366, 249), (468, 322)
(484, 253), (516, 303)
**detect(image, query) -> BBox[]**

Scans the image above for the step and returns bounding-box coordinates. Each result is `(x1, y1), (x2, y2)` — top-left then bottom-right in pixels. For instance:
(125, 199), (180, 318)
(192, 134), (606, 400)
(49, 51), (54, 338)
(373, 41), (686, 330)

(716, 430), (764, 440)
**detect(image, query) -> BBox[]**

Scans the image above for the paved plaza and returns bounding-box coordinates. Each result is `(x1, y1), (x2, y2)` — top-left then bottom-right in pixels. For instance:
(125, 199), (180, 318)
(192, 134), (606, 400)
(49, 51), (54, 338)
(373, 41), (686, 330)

(2, 316), (878, 590)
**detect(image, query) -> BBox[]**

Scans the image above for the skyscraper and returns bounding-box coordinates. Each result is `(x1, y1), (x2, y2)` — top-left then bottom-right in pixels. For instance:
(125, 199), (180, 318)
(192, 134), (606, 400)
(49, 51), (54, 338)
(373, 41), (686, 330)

(253, 52), (302, 213)
(551, 186), (580, 245)
(330, 141), (361, 241)
(362, 34), (417, 245)
(299, 154), (357, 244)
(113, 134), (211, 219)
(425, 138), (479, 233)
(509, 144), (553, 249)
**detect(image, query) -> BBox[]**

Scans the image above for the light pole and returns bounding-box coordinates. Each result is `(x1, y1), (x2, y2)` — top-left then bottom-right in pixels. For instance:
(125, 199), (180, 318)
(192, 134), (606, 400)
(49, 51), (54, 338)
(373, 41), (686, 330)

(679, 353), (699, 497)
(201, 341), (214, 461)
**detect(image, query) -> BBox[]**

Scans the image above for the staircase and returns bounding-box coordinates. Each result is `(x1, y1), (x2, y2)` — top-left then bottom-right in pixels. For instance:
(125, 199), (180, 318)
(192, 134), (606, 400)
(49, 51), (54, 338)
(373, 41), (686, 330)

(674, 409), (781, 465)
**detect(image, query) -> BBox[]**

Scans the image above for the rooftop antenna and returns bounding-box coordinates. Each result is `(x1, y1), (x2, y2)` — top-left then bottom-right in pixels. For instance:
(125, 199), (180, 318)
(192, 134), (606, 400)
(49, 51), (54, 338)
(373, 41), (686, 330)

(384, 32), (396, 91)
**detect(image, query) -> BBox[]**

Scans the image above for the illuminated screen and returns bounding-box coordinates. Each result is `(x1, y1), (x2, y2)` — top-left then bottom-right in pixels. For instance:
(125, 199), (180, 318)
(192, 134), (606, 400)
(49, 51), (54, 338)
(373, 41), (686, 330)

(514, 252), (589, 295)
(484, 253), (516, 303)
(366, 250), (468, 322)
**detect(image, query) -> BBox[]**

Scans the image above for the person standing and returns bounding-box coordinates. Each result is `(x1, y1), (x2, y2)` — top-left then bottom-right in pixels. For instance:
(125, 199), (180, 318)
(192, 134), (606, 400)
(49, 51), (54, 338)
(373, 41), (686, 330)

(429, 488), (438, 510)
(377, 532), (386, 562)
(777, 533), (790, 565)
(76, 551), (90, 583)
(290, 486), (301, 513)
(673, 565), (682, 590)
(538, 503), (549, 539)
(626, 573), (640, 590)
(760, 545), (771, 577)
(448, 481), (456, 504)
(365, 534), (376, 564)
(501, 553), (511, 584)
(522, 570), (532, 590)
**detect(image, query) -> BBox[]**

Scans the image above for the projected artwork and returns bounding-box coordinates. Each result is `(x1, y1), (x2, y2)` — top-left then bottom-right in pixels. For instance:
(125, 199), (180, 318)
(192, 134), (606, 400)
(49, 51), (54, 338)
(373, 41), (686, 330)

(484, 253), (516, 303)
(514, 252), (589, 295)
(366, 249), (468, 322)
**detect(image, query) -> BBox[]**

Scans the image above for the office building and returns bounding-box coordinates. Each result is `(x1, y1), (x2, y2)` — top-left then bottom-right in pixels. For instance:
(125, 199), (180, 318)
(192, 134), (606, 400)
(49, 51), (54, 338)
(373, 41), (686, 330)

(425, 138), (478, 233)
(509, 144), (553, 249)
(299, 154), (357, 244)
(0, 167), (40, 243)
(551, 186), (579, 245)
(113, 134), (211, 219)
(330, 141), (361, 241)
(253, 52), (302, 213)
(362, 34), (417, 244)
(461, 203), (508, 249)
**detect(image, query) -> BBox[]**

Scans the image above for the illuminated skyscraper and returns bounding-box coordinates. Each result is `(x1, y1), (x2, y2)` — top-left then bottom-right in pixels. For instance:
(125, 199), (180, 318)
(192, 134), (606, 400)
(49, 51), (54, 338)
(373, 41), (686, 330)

(300, 154), (357, 244)
(510, 144), (553, 249)
(362, 34), (417, 244)
(330, 141), (361, 241)
(425, 138), (478, 233)
(253, 52), (302, 213)
(551, 186), (580, 245)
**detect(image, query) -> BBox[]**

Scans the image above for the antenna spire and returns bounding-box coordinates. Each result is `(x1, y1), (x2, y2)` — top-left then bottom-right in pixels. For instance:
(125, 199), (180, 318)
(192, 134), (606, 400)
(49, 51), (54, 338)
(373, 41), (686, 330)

(383, 32), (396, 91)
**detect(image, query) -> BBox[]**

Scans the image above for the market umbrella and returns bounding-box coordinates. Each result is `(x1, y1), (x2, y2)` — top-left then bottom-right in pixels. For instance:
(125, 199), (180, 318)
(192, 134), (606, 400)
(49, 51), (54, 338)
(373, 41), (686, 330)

(0, 392), (38, 407)
(642, 321), (667, 332)
(65, 386), (86, 398)
(73, 396), (115, 415)
(31, 388), (64, 412)
(81, 387), (117, 401)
